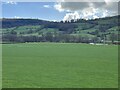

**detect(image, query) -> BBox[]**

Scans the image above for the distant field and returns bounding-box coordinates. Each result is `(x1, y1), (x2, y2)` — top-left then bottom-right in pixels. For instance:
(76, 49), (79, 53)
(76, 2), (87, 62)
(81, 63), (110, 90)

(2, 43), (118, 88)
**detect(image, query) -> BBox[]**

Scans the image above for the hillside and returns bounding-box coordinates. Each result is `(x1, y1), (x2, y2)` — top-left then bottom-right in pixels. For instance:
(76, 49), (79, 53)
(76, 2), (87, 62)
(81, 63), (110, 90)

(1, 15), (120, 44)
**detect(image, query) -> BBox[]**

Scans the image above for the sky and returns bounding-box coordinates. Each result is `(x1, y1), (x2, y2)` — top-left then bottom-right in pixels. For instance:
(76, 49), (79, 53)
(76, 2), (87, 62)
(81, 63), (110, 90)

(1, 0), (119, 21)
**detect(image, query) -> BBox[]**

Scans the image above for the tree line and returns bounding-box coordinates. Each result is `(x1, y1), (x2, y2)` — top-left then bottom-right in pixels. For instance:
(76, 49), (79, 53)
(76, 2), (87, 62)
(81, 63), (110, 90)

(2, 30), (119, 44)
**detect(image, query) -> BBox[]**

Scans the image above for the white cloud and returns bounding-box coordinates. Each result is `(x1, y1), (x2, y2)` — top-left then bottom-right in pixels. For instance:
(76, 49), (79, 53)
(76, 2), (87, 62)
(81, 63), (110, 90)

(14, 16), (21, 18)
(54, 3), (65, 12)
(6, 1), (17, 5)
(63, 11), (80, 22)
(54, 0), (119, 21)
(93, 15), (99, 19)
(43, 5), (50, 8)
(81, 7), (109, 20)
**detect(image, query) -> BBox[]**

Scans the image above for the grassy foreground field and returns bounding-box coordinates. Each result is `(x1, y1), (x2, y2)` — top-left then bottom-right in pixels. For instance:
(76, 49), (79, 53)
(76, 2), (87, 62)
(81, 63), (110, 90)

(2, 43), (118, 88)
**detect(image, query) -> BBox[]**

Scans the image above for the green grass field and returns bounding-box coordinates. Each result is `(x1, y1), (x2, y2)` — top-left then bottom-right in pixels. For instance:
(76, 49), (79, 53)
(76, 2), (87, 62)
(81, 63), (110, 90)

(2, 43), (118, 88)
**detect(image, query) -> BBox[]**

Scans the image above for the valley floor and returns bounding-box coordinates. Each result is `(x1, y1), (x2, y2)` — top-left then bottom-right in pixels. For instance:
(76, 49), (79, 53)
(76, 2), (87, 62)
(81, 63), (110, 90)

(2, 43), (118, 88)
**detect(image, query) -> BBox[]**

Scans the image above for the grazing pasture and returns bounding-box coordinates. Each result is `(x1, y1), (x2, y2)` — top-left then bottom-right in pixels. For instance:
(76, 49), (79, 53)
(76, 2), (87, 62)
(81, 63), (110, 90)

(2, 43), (118, 88)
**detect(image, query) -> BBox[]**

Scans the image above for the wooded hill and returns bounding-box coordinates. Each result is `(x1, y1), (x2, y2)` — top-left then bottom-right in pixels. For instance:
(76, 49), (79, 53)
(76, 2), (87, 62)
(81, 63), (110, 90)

(1, 15), (120, 44)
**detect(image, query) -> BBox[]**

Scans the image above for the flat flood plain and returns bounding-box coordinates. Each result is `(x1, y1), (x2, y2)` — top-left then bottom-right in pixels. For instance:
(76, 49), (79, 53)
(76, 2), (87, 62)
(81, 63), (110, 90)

(2, 43), (118, 88)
